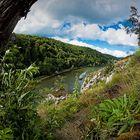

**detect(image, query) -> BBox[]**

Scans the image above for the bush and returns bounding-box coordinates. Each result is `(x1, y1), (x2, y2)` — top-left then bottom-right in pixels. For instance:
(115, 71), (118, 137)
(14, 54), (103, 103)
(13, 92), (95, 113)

(37, 95), (81, 139)
(128, 49), (140, 66)
(0, 63), (45, 139)
(104, 60), (115, 74)
(88, 94), (140, 139)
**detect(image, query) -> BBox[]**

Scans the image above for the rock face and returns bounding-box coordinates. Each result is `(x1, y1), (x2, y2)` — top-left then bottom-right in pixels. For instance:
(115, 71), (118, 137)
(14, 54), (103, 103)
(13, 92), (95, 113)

(45, 94), (68, 105)
(80, 70), (115, 93)
(80, 68), (111, 93)
(81, 58), (129, 93)
(106, 73), (114, 84)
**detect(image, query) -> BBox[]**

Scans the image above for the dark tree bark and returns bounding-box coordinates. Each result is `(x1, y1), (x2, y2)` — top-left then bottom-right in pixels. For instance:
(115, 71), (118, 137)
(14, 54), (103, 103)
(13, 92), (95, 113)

(0, 0), (37, 53)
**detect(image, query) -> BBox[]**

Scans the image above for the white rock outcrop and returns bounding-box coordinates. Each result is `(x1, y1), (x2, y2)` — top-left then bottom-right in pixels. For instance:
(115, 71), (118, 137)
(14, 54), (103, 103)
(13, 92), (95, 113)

(81, 69), (106, 93)
(45, 94), (67, 105)
(81, 68), (115, 93)
(106, 73), (114, 84)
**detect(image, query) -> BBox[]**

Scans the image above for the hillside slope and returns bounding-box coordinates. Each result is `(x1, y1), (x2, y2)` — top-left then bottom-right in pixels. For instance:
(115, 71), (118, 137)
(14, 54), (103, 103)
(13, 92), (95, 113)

(4, 34), (116, 76)
(37, 50), (140, 140)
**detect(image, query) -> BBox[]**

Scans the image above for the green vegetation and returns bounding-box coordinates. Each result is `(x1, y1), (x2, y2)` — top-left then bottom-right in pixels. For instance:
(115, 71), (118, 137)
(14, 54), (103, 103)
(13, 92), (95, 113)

(1, 33), (115, 139)
(38, 94), (81, 139)
(86, 49), (140, 139)
(5, 34), (116, 76)
(36, 52), (138, 139)
(1, 35), (140, 140)
(1, 5), (140, 140)
(1, 34), (140, 139)
(0, 28), (140, 140)
(89, 94), (140, 139)
(104, 59), (115, 74)
(35, 49), (140, 140)
(0, 61), (45, 139)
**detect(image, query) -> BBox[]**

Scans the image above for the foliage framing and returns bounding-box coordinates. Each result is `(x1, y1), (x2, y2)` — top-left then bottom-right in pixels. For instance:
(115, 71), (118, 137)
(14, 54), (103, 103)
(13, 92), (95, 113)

(126, 6), (140, 46)
(0, 0), (37, 52)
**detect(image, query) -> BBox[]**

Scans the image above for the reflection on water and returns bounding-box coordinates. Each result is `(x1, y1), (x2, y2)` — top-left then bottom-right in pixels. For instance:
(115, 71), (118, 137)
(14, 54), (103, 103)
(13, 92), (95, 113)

(37, 67), (99, 93)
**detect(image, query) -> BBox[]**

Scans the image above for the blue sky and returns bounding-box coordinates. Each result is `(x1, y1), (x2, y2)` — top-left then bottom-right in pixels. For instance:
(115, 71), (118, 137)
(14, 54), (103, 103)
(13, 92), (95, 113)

(14, 0), (140, 57)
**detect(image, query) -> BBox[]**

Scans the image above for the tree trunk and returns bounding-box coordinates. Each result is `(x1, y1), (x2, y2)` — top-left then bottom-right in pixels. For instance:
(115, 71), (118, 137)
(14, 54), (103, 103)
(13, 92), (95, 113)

(0, 0), (37, 53)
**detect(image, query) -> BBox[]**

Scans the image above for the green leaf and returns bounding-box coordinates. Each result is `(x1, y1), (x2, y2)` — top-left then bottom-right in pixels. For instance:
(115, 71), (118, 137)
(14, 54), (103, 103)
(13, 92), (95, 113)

(118, 124), (128, 135)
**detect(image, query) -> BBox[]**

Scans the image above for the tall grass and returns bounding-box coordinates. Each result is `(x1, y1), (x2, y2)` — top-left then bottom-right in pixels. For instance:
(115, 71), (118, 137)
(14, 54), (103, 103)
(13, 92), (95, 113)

(87, 49), (140, 139)
(0, 62), (45, 139)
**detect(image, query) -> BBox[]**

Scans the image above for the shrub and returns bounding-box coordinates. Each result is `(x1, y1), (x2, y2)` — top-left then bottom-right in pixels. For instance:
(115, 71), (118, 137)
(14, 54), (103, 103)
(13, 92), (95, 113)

(88, 94), (140, 139)
(37, 95), (81, 139)
(72, 75), (80, 97)
(0, 63), (45, 139)
(104, 60), (115, 74)
(128, 49), (140, 66)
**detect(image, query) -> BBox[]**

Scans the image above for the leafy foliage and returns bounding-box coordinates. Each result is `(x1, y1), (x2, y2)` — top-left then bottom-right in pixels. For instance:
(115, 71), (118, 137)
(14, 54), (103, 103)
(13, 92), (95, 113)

(89, 94), (140, 139)
(86, 49), (140, 140)
(0, 60), (45, 139)
(126, 6), (140, 46)
(127, 48), (140, 66)
(0, 128), (13, 140)
(104, 60), (115, 74)
(38, 95), (81, 139)
(72, 75), (80, 96)
(6, 34), (116, 76)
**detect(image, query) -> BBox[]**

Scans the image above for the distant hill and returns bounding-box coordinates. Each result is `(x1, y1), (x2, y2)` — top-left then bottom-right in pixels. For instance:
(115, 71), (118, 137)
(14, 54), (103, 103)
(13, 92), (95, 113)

(4, 34), (117, 76)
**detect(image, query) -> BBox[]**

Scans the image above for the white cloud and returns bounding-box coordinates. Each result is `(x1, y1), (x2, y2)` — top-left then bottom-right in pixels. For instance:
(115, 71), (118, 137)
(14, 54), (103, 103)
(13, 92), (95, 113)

(67, 23), (138, 46)
(43, 0), (140, 24)
(53, 37), (132, 57)
(94, 47), (133, 58)
(14, 0), (139, 50)
(14, 1), (61, 34)
(14, 0), (140, 34)
(101, 27), (137, 46)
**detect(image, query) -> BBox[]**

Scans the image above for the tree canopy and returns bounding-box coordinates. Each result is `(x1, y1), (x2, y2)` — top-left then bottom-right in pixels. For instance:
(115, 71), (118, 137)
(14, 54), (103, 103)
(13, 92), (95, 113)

(4, 34), (117, 76)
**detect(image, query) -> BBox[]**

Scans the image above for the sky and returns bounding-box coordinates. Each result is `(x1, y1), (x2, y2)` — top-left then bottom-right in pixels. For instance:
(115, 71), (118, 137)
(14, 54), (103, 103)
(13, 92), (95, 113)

(14, 0), (140, 57)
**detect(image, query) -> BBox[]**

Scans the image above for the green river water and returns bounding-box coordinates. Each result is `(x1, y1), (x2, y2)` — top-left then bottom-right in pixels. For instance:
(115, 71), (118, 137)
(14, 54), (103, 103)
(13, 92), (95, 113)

(37, 67), (99, 93)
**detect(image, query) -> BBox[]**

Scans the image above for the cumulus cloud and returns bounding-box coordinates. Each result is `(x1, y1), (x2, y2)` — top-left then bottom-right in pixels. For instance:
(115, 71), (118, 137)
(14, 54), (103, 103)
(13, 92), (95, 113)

(15, 0), (61, 34)
(14, 0), (139, 54)
(45, 0), (140, 24)
(15, 0), (140, 33)
(53, 37), (132, 57)
(66, 23), (138, 46)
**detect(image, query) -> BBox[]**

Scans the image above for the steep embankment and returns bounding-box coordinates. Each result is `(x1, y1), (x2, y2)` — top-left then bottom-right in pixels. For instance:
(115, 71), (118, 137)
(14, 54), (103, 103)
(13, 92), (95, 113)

(38, 52), (140, 140)
(53, 57), (129, 140)
(4, 34), (116, 76)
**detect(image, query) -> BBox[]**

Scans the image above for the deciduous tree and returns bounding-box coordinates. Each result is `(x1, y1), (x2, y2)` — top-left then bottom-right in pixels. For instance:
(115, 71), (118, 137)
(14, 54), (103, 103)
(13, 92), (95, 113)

(126, 6), (140, 46)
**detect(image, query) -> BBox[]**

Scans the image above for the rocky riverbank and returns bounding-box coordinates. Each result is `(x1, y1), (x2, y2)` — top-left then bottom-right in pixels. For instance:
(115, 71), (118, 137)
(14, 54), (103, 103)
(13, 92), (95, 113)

(81, 57), (129, 93)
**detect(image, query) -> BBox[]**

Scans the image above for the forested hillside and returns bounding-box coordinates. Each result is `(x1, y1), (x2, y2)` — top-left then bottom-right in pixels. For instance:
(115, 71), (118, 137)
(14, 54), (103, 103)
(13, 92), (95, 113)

(4, 34), (116, 76)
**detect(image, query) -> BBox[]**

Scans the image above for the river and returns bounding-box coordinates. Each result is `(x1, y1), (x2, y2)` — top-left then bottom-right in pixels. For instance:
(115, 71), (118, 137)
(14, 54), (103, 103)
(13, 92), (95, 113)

(37, 67), (99, 93)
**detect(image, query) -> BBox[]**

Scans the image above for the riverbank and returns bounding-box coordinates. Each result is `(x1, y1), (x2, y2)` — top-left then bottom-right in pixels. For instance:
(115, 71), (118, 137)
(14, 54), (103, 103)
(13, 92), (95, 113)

(36, 66), (100, 93)
(41, 55), (137, 140)
(36, 67), (78, 83)
(36, 66), (101, 83)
